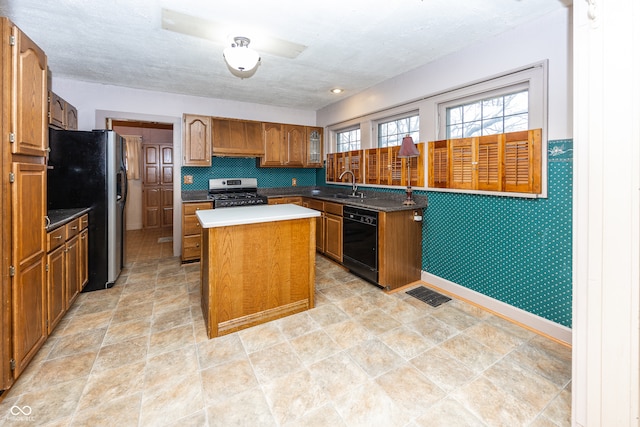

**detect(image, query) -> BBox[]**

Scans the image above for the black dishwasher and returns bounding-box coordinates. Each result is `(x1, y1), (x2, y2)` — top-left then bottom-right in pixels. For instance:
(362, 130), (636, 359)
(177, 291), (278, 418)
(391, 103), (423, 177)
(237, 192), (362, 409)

(342, 206), (378, 284)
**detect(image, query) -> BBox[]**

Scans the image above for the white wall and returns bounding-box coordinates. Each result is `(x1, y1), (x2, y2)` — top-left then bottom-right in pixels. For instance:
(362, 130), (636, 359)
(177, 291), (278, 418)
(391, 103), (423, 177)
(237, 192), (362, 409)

(317, 7), (572, 142)
(51, 79), (317, 132)
(50, 78), (317, 256)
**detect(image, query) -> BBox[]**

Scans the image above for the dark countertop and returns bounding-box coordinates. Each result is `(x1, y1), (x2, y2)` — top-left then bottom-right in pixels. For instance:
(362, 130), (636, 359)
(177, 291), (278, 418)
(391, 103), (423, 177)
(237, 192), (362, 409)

(47, 207), (91, 231)
(182, 186), (427, 212)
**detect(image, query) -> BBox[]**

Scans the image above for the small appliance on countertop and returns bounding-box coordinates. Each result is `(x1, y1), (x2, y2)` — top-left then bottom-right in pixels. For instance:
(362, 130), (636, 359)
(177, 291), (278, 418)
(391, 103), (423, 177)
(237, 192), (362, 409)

(207, 178), (268, 208)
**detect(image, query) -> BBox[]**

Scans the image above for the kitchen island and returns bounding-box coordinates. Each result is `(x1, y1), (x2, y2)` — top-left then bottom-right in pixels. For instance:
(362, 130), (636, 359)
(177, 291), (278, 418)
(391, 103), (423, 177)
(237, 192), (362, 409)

(196, 204), (321, 338)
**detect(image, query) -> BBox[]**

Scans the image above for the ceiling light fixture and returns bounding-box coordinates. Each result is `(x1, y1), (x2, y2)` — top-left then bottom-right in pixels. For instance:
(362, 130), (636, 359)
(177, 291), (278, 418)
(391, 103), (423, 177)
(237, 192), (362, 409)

(223, 36), (261, 74)
(330, 88), (344, 94)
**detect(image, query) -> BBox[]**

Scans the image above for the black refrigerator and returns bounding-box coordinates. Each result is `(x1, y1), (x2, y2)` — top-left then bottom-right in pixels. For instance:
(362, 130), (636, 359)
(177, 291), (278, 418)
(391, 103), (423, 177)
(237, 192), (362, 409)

(47, 129), (128, 292)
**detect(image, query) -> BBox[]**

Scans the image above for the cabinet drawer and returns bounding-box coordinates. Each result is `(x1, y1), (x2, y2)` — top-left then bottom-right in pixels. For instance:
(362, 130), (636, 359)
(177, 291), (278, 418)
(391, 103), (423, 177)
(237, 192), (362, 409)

(183, 216), (202, 236)
(66, 218), (81, 239)
(47, 227), (66, 252)
(79, 214), (89, 230)
(324, 201), (343, 216)
(184, 202), (212, 215)
(306, 199), (324, 211)
(183, 235), (203, 259)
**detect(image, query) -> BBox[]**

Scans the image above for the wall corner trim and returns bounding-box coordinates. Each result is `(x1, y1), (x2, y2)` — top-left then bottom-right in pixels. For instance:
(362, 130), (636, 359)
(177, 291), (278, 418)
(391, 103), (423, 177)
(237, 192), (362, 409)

(421, 271), (572, 345)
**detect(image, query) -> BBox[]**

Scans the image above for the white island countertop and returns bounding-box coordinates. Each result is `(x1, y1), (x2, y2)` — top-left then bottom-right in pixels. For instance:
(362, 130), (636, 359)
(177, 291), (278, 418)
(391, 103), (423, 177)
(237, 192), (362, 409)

(196, 203), (321, 228)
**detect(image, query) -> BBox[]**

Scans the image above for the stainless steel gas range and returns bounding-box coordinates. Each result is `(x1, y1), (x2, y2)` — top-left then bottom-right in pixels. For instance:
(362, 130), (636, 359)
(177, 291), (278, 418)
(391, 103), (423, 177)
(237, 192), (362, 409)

(207, 178), (268, 208)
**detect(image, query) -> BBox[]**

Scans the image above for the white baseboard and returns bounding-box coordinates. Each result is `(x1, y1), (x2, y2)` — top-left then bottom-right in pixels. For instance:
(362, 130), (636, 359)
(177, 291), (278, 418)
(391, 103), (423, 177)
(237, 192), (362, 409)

(421, 272), (572, 346)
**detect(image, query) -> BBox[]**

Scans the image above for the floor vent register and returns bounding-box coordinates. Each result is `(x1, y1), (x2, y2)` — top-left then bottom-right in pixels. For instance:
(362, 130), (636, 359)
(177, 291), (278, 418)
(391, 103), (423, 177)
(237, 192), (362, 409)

(406, 286), (452, 307)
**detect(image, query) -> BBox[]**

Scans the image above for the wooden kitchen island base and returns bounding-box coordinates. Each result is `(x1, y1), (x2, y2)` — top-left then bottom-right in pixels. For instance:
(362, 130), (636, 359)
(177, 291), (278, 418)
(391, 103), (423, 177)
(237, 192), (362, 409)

(198, 206), (318, 339)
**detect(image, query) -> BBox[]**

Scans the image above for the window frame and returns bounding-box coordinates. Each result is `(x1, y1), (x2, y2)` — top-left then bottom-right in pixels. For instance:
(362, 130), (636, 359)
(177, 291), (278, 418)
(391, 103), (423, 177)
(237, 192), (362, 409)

(376, 111), (420, 148)
(335, 126), (362, 153)
(432, 63), (548, 198)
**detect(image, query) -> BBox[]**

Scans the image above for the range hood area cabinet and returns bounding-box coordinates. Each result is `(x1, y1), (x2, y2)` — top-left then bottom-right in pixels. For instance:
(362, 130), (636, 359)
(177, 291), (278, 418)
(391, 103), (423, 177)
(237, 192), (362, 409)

(181, 114), (323, 168)
(211, 117), (264, 157)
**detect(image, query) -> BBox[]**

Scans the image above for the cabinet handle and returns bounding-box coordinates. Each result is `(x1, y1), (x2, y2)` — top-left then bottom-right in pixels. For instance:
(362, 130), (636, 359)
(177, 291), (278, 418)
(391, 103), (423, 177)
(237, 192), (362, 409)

(195, 243), (200, 247)
(53, 235), (63, 240)
(67, 244), (75, 249)
(71, 226), (78, 230)
(45, 216), (50, 228)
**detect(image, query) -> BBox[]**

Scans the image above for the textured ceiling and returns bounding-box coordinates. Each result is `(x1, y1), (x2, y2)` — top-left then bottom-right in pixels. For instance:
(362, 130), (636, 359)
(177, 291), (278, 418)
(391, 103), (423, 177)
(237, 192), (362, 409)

(0, 0), (568, 111)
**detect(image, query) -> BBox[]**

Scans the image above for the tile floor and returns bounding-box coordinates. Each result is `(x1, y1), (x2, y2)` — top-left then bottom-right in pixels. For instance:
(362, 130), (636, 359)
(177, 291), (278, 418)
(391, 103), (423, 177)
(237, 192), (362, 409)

(0, 228), (572, 426)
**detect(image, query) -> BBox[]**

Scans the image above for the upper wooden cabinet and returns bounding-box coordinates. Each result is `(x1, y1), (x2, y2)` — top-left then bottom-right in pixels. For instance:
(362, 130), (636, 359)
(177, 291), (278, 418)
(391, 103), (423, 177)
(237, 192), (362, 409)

(260, 122), (284, 166)
(48, 91), (78, 130)
(259, 123), (324, 168)
(12, 23), (48, 156)
(306, 127), (323, 168)
(183, 113), (323, 168)
(283, 124), (305, 167)
(183, 114), (212, 166)
(211, 117), (264, 157)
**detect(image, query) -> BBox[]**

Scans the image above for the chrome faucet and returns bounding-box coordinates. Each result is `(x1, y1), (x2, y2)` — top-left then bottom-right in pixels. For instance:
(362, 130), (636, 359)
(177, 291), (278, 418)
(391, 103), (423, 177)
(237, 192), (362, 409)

(338, 169), (358, 195)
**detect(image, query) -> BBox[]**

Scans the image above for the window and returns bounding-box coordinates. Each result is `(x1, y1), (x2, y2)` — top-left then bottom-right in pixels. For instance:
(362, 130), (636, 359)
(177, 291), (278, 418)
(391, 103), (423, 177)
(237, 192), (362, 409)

(378, 114), (419, 148)
(336, 128), (361, 152)
(432, 63), (547, 197)
(446, 90), (528, 138)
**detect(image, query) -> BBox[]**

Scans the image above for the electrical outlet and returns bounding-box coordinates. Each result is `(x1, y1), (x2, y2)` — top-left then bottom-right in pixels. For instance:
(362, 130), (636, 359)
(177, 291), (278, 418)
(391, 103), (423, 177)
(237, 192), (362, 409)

(292, 178), (297, 186)
(183, 175), (193, 184)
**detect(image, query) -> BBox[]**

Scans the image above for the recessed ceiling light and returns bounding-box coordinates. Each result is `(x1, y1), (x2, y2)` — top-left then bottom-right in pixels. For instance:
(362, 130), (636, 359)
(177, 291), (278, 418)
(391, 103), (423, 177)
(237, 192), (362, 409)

(330, 88), (344, 94)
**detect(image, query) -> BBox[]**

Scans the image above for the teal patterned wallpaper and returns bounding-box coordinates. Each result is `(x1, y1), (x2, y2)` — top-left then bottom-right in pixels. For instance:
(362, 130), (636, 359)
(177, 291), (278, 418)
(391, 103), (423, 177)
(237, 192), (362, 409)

(423, 139), (573, 327)
(181, 141), (573, 328)
(181, 157), (317, 190)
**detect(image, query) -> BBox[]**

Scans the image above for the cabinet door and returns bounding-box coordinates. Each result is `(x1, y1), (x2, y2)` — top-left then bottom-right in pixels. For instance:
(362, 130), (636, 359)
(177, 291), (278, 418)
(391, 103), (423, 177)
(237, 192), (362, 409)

(48, 91), (65, 129)
(183, 114), (211, 166)
(65, 235), (80, 308)
(161, 146), (173, 185)
(324, 213), (343, 262)
(11, 162), (47, 378)
(284, 125), (305, 167)
(13, 25), (47, 156)
(143, 145), (160, 185)
(47, 245), (66, 334)
(316, 215), (325, 253)
(161, 188), (174, 228)
(306, 127), (323, 168)
(260, 122), (284, 166)
(212, 119), (264, 156)
(65, 103), (78, 130)
(79, 228), (89, 290)
(143, 187), (161, 228)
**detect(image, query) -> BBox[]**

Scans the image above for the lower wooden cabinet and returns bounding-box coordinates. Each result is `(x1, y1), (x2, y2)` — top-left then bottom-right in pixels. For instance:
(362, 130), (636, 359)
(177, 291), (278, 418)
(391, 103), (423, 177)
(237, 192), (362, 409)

(46, 245), (65, 334)
(45, 214), (89, 334)
(303, 198), (343, 262)
(182, 201), (213, 262)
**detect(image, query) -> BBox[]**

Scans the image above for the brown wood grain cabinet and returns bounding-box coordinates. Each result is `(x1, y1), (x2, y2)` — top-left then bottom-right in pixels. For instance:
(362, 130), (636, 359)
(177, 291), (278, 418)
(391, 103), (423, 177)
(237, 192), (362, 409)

(46, 245), (65, 335)
(260, 124), (323, 168)
(181, 201), (212, 262)
(1, 17), (49, 390)
(48, 90), (78, 130)
(45, 214), (89, 336)
(283, 124), (306, 166)
(182, 114), (212, 166)
(378, 209), (423, 290)
(303, 198), (342, 262)
(212, 117), (264, 157)
(259, 122), (284, 166)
